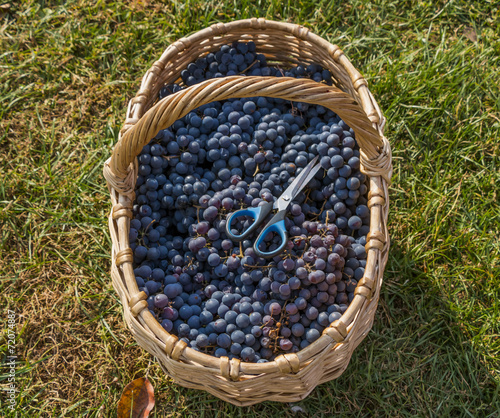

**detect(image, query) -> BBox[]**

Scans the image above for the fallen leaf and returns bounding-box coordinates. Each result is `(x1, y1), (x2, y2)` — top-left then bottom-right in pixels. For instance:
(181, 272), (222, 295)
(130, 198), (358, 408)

(117, 377), (155, 418)
(464, 27), (477, 43)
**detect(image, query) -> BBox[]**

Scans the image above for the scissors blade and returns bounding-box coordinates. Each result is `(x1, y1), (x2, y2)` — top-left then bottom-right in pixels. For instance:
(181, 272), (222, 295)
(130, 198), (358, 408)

(297, 162), (322, 193)
(274, 156), (321, 210)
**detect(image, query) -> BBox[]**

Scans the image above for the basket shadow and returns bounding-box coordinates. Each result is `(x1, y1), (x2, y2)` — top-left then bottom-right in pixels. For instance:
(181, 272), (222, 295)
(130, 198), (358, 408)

(151, 244), (499, 416)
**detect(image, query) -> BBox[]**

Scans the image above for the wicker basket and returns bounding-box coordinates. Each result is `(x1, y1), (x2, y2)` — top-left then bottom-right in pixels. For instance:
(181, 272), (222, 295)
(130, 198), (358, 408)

(103, 18), (392, 406)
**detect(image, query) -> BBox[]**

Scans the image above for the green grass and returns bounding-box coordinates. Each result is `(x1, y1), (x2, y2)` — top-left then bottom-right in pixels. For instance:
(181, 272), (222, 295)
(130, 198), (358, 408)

(1, 0), (499, 416)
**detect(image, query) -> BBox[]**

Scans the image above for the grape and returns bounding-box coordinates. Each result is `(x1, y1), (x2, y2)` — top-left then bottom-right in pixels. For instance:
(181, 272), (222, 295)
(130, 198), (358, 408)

(279, 338), (293, 351)
(315, 259), (327, 270)
(214, 348), (227, 357)
(305, 328), (321, 343)
(329, 312), (342, 323)
(291, 323), (305, 337)
(161, 319), (173, 332)
(317, 312), (330, 327)
(136, 276), (145, 288)
(240, 347), (256, 362)
(240, 302), (253, 314)
(230, 343), (242, 355)
(272, 269), (286, 282)
(236, 313), (250, 328)
(217, 333), (231, 348)
(269, 302), (282, 316)
(243, 101), (256, 114)
(179, 305), (194, 320)
(305, 306), (319, 320)
(231, 330), (245, 344)
(207, 228), (220, 241)
(310, 235), (323, 247)
(226, 324), (237, 334)
(221, 239), (233, 251)
(162, 307), (177, 321)
(187, 316), (200, 329)
(154, 294), (169, 309)
(200, 311), (213, 325)
(348, 215), (362, 230)
(207, 253), (221, 267)
(188, 294), (202, 305)
(316, 246), (328, 259)
(288, 277), (301, 290)
(282, 258), (295, 271)
(285, 303), (298, 315)
(145, 281), (160, 294)
(245, 333), (256, 346)
(224, 309), (238, 326)
(309, 270), (325, 284)
(279, 284), (291, 297)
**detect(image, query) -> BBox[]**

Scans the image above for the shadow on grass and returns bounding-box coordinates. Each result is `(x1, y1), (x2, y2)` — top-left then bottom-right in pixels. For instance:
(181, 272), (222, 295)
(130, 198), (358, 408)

(146, 245), (499, 417)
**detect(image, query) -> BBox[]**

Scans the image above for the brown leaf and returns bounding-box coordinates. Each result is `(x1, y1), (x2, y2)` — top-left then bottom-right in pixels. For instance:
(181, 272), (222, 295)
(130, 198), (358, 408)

(117, 377), (155, 418)
(464, 27), (477, 43)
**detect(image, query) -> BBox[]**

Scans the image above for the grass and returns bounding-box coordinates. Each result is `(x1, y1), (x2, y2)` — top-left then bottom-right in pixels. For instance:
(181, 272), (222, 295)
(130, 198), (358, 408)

(1, 0), (499, 416)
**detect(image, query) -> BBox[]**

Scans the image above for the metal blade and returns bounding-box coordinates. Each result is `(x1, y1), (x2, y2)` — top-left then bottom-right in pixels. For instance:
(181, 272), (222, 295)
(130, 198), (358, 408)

(274, 156), (320, 210)
(298, 163), (322, 193)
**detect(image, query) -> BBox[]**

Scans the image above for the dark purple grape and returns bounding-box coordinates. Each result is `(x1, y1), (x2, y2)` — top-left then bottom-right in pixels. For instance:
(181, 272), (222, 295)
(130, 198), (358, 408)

(217, 333), (231, 348)
(310, 235), (323, 247)
(235, 313), (250, 328)
(179, 305), (194, 320)
(207, 228), (220, 241)
(290, 204), (302, 216)
(269, 302), (281, 316)
(249, 312), (262, 325)
(315, 258), (326, 270)
(305, 328), (320, 343)
(221, 239), (233, 251)
(203, 206), (218, 222)
(196, 222), (209, 234)
(279, 284), (291, 297)
(286, 303), (298, 315)
(154, 294), (169, 309)
(161, 319), (173, 332)
(240, 347), (256, 362)
(309, 270), (325, 284)
(162, 307), (177, 320)
(278, 338), (292, 351)
(231, 330), (245, 344)
(305, 306), (319, 320)
(348, 215), (362, 230)
(291, 323), (305, 337)
(282, 258), (295, 271)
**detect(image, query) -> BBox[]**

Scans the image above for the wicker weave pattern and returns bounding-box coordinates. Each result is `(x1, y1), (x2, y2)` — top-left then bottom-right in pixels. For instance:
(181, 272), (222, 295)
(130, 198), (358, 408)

(103, 18), (391, 406)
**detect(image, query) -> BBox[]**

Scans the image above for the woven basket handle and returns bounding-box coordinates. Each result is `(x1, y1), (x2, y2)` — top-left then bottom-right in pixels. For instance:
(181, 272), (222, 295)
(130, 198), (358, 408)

(109, 76), (384, 180)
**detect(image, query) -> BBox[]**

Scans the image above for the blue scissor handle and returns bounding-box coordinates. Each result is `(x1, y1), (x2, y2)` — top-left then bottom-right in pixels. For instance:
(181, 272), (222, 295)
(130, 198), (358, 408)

(225, 202), (274, 242)
(254, 210), (288, 259)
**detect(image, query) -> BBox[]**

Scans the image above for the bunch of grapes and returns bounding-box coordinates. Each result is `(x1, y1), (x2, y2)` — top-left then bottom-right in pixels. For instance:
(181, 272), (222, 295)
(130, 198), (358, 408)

(129, 41), (369, 363)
